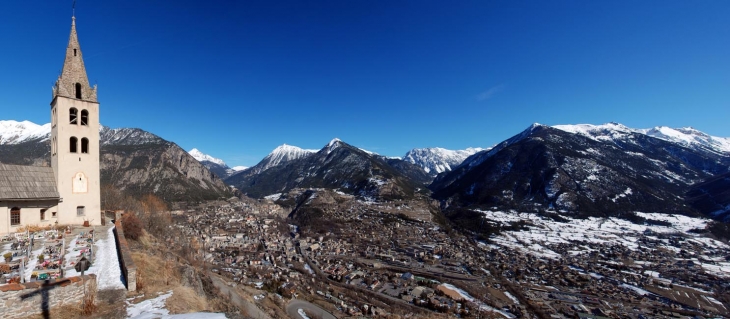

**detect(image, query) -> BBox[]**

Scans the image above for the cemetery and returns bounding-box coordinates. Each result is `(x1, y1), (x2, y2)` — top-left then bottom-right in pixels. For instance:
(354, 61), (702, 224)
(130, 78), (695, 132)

(0, 222), (128, 318)
(0, 225), (96, 285)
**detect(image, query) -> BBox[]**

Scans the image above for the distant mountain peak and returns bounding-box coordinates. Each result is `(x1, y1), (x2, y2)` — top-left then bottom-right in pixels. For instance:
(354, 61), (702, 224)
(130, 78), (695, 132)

(99, 127), (165, 146)
(324, 138), (343, 154)
(273, 143), (317, 154)
(248, 143), (317, 173)
(432, 122), (730, 218)
(0, 120), (51, 144)
(404, 147), (485, 175)
(225, 138), (429, 201)
(553, 122), (730, 155)
(188, 148), (227, 166)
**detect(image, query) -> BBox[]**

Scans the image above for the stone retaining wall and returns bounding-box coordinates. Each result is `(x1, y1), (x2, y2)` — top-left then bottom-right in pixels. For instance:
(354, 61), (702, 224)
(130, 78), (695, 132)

(113, 219), (137, 291)
(0, 274), (96, 319)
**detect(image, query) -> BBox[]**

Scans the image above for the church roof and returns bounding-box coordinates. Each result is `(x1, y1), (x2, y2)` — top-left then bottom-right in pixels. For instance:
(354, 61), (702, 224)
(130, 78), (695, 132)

(0, 164), (60, 201)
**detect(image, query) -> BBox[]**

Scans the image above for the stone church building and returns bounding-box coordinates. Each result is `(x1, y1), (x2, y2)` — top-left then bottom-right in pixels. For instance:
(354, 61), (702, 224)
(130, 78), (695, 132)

(0, 16), (102, 233)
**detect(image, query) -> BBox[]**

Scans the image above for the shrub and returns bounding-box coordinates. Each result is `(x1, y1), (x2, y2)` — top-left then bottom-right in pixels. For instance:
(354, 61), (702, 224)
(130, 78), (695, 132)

(122, 213), (144, 240)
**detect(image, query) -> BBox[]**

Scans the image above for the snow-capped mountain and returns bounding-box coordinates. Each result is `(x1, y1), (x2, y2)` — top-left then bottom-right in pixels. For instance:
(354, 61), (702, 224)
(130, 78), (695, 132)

(247, 143), (318, 175)
(403, 147), (485, 175)
(187, 148), (237, 179)
(641, 126), (730, 156)
(187, 148), (248, 179)
(225, 138), (430, 200)
(0, 120), (231, 201)
(553, 123), (730, 156)
(99, 126), (164, 145)
(0, 120), (165, 146)
(432, 123), (730, 217)
(0, 120), (50, 144)
(189, 148), (226, 166)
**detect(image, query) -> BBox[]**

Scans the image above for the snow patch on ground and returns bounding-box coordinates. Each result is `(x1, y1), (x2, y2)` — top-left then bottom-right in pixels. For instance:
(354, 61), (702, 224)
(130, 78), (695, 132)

(441, 283), (515, 318)
(297, 309), (311, 319)
(264, 193), (282, 201)
(126, 290), (228, 319)
(24, 246), (44, 282)
(475, 209), (730, 279)
(504, 291), (520, 305)
(66, 226), (126, 290)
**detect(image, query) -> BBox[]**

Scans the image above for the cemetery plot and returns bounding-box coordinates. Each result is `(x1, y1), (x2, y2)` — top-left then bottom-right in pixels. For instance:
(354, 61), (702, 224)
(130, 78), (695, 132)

(0, 226), (99, 285)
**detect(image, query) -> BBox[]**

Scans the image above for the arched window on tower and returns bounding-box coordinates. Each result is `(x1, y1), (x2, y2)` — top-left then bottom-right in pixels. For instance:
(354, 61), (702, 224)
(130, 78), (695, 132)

(75, 83), (82, 99)
(81, 110), (88, 126)
(81, 138), (89, 154)
(70, 137), (78, 153)
(70, 108), (78, 124)
(10, 207), (20, 226)
(74, 48), (77, 56)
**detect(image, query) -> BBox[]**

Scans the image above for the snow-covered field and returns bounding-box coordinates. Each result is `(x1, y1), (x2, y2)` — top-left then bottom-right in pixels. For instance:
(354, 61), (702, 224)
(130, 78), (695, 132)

(477, 210), (730, 278)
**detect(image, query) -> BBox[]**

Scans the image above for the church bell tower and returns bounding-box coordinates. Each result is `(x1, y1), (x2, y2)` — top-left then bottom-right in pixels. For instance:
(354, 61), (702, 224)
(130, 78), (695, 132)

(50, 15), (101, 226)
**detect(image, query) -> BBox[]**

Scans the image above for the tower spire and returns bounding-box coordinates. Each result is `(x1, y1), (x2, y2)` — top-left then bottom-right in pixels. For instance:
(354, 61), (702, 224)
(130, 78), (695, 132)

(53, 15), (97, 102)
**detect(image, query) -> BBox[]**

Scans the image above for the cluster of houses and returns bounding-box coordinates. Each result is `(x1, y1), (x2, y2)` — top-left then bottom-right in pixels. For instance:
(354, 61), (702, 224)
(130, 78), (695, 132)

(165, 194), (729, 318)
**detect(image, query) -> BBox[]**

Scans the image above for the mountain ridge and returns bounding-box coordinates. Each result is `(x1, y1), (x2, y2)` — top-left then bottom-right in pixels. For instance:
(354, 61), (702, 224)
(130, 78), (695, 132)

(431, 123), (730, 220)
(0, 120), (231, 202)
(225, 138), (430, 200)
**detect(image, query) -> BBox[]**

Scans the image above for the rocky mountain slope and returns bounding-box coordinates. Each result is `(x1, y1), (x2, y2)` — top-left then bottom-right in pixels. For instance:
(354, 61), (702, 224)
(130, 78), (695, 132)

(687, 171), (730, 222)
(0, 120), (231, 202)
(225, 139), (430, 200)
(554, 123), (730, 156)
(431, 123), (730, 217)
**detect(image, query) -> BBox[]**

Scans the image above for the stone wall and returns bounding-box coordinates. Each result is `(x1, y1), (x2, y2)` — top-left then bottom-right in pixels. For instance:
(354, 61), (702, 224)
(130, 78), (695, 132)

(113, 219), (137, 291)
(0, 274), (96, 319)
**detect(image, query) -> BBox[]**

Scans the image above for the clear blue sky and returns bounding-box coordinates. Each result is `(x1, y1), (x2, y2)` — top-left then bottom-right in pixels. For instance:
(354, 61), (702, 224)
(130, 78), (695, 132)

(1, 1), (729, 167)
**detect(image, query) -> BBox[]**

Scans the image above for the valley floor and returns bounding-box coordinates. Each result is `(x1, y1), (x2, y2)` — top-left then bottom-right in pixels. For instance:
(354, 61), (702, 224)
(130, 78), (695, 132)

(164, 195), (730, 318)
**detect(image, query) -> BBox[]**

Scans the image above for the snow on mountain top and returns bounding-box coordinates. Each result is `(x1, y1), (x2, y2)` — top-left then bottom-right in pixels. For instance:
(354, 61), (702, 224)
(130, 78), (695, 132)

(256, 143), (317, 172)
(553, 122), (730, 155)
(324, 138), (343, 154)
(553, 122), (633, 136)
(188, 148), (227, 166)
(273, 144), (318, 154)
(99, 127), (164, 146)
(641, 126), (730, 155)
(328, 138), (342, 147)
(359, 148), (378, 155)
(231, 166), (248, 171)
(0, 120), (51, 144)
(404, 147), (485, 174)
